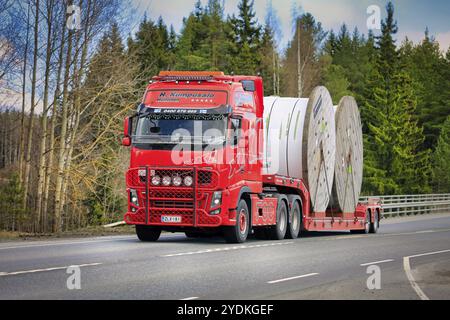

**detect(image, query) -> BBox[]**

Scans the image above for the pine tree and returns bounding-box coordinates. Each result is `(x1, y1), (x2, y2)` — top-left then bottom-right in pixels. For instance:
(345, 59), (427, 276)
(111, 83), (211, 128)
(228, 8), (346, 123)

(399, 30), (449, 149)
(361, 1), (431, 194)
(259, 24), (278, 95)
(362, 68), (400, 194)
(175, 0), (232, 71)
(228, 0), (262, 75)
(128, 17), (172, 81)
(282, 13), (326, 97)
(322, 63), (351, 104)
(377, 1), (398, 95)
(432, 116), (450, 192)
(233, 0), (260, 47)
(389, 69), (431, 193)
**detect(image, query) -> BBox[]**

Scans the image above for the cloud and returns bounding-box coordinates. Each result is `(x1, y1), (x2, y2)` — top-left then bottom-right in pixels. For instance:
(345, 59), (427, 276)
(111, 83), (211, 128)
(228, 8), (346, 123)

(0, 83), (43, 115)
(436, 31), (450, 52)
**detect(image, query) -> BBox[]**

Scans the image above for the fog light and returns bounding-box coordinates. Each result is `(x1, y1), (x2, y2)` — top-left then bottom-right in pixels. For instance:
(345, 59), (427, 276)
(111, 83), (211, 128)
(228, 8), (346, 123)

(151, 175), (161, 186)
(162, 175), (171, 186)
(184, 175), (193, 187)
(173, 175), (182, 186)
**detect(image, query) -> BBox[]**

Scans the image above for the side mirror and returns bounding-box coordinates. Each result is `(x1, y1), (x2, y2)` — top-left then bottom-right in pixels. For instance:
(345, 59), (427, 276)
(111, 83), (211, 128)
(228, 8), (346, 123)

(123, 117), (132, 147)
(122, 136), (131, 147)
(124, 117), (132, 137)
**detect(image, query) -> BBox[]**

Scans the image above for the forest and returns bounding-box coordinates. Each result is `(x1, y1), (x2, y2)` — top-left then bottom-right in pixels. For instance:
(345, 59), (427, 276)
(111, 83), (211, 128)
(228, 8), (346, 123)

(0, 0), (449, 233)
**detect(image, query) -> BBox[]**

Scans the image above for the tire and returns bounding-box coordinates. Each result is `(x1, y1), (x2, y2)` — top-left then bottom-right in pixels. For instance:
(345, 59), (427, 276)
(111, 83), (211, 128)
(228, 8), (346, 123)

(369, 210), (379, 234)
(136, 225), (161, 242)
(286, 201), (301, 239)
(224, 199), (250, 243)
(269, 200), (288, 240)
(351, 210), (370, 234)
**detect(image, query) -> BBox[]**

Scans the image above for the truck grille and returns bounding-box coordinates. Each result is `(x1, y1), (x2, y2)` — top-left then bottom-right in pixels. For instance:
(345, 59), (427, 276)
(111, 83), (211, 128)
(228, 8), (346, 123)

(126, 167), (221, 227)
(129, 168), (217, 188)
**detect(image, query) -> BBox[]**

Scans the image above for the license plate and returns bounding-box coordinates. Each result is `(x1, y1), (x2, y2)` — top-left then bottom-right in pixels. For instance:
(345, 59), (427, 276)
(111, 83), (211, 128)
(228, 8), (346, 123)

(161, 216), (182, 223)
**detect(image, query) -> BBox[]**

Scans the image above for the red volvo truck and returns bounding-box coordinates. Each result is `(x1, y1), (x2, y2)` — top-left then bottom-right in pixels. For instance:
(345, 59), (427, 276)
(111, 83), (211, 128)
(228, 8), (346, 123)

(122, 71), (381, 243)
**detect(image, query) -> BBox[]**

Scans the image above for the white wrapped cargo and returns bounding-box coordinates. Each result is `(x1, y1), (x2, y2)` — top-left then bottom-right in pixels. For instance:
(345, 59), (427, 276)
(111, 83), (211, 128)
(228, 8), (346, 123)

(263, 86), (336, 213)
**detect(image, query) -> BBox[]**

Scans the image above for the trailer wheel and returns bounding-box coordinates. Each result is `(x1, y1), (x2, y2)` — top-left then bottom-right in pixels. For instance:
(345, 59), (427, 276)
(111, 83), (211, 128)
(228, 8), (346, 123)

(286, 201), (301, 239)
(136, 225), (161, 242)
(269, 200), (288, 240)
(224, 199), (249, 243)
(369, 210), (379, 234)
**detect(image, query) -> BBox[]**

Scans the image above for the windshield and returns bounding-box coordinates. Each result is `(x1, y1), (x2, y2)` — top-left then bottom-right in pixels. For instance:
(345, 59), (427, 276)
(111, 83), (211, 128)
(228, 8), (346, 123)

(133, 115), (227, 149)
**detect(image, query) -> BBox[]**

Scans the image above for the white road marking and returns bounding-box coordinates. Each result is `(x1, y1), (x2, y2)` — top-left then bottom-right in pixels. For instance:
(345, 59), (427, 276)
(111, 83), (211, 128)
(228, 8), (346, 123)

(403, 249), (450, 300)
(360, 259), (394, 266)
(267, 273), (319, 284)
(162, 241), (294, 257)
(0, 237), (136, 251)
(180, 297), (199, 300)
(0, 262), (102, 277)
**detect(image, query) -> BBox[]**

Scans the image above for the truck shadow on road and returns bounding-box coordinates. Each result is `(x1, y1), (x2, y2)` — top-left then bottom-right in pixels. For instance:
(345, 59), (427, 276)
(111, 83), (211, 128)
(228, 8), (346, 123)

(151, 230), (353, 244)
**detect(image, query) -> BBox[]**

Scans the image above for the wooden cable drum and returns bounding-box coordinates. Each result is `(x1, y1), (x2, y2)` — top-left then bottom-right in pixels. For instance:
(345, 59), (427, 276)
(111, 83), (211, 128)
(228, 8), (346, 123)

(263, 86), (336, 213)
(301, 86), (336, 213)
(330, 96), (363, 213)
(263, 97), (309, 177)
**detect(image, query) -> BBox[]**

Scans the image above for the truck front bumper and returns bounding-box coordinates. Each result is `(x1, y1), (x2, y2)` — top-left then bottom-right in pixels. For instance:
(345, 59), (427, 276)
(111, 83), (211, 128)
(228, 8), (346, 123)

(124, 167), (224, 228)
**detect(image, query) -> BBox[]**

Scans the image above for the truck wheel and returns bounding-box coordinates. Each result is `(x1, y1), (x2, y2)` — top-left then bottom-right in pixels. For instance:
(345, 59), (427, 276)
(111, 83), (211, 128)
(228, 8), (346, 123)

(351, 210), (370, 234)
(224, 199), (249, 243)
(136, 225), (161, 242)
(269, 200), (288, 240)
(286, 201), (301, 239)
(369, 210), (379, 234)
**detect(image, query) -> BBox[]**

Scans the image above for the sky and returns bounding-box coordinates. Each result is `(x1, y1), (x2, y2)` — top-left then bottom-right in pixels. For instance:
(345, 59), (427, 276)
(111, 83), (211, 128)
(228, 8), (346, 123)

(131, 0), (450, 51)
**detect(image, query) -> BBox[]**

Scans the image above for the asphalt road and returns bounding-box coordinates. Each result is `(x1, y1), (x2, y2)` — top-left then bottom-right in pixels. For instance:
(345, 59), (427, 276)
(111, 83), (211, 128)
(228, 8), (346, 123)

(1, 213), (450, 300)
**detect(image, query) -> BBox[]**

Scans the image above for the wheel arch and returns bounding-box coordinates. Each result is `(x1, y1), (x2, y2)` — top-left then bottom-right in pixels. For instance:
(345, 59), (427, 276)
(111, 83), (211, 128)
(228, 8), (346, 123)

(237, 186), (252, 228)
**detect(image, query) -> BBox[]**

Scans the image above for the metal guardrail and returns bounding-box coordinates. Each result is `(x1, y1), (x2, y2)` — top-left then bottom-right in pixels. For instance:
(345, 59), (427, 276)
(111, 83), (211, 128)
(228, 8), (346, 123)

(359, 194), (450, 218)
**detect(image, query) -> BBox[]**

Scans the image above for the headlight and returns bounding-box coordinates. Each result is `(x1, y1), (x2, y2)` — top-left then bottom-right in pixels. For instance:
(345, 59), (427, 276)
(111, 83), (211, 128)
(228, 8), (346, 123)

(130, 189), (139, 206)
(138, 169), (146, 177)
(162, 175), (172, 186)
(172, 175), (182, 186)
(211, 191), (222, 208)
(151, 175), (161, 186)
(183, 175), (193, 187)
